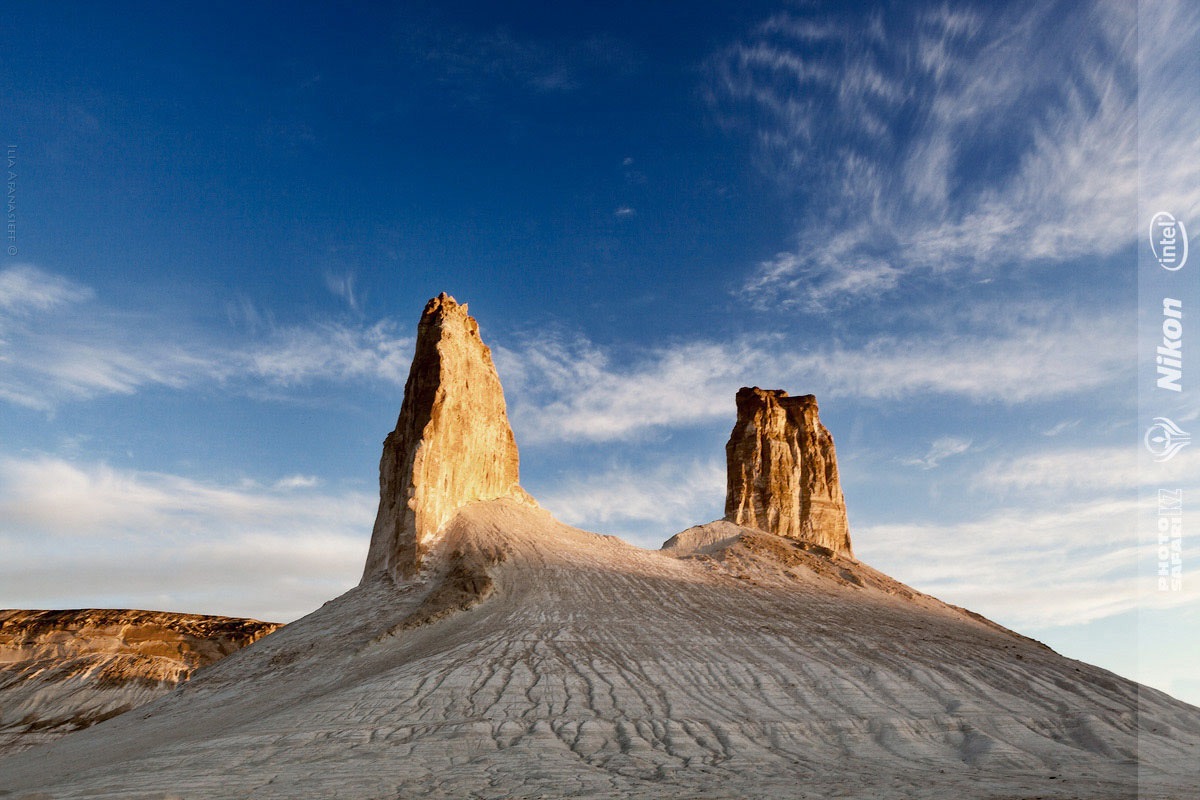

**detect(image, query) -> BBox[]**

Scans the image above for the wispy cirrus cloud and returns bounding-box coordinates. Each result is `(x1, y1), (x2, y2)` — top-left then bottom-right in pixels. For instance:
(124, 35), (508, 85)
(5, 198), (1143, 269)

(709, 1), (1194, 309)
(0, 455), (372, 622)
(496, 335), (746, 443)
(901, 436), (972, 470)
(858, 494), (1198, 630)
(274, 474), (321, 490)
(3, 267), (1131, 446)
(243, 320), (412, 386)
(0, 265), (412, 411)
(858, 435), (1200, 630)
(978, 445), (1200, 495)
(1135, 0), (1200, 217)
(534, 459), (726, 548)
(0, 266), (216, 408)
(323, 271), (361, 313)
(0, 264), (93, 312)
(498, 306), (1128, 444)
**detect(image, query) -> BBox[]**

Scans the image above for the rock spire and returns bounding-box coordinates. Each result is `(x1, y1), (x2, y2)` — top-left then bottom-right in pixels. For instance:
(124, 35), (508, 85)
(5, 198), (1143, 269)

(362, 293), (531, 581)
(724, 387), (853, 558)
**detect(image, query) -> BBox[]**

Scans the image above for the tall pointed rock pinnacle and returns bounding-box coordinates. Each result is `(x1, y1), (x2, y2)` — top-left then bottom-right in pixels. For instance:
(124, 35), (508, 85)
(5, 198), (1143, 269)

(362, 293), (532, 581)
(724, 387), (853, 558)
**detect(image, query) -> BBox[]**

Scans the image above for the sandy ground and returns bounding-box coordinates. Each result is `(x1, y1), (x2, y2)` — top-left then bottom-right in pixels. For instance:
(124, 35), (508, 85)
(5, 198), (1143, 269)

(0, 500), (1196, 799)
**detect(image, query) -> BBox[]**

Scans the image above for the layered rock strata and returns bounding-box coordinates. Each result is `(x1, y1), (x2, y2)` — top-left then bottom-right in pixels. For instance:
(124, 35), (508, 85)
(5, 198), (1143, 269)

(0, 609), (278, 755)
(724, 386), (853, 558)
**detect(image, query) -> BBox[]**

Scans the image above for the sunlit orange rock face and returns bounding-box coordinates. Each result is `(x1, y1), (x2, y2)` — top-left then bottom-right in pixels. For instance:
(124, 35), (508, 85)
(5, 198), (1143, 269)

(361, 293), (533, 581)
(724, 386), (853, 558)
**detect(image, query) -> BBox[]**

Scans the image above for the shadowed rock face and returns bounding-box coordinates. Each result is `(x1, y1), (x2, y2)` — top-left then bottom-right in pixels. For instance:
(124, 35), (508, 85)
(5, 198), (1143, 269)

(362, 293), (533, 581)
(724, 386), (853, 558)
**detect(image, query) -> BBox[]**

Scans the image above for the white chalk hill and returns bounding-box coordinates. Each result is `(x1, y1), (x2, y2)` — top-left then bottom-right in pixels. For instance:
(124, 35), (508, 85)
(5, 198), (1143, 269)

(2, 294), (1196, 799)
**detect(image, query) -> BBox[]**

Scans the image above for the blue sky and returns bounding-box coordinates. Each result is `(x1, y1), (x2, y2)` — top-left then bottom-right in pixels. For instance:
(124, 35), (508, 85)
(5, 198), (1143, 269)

(2, 2), (1198, 705)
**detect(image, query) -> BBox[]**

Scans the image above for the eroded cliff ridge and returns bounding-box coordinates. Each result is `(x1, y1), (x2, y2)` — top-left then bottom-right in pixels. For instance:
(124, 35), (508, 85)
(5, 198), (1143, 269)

(724, 386), (853, 558)
(0, 609), (278, 755)
(361, 293), (533, 580)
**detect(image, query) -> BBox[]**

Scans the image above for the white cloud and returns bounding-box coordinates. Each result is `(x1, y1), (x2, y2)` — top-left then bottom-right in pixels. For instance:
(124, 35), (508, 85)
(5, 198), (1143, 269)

(1136, 0), (1200, 218)
(0, 455), (373, 622)
(275, 474), (321, 490)
(979, 445), (1200, 494)
(711, 2), (1196, 309)
(534, 459), (726, 548)
(1041, 419), (1081, 437)
(324, 271), (360, 313)
(901, 436), (972, 470)
(856, 434), (1200, 631)
(0, 300), (221, 411)
(243, 320), (412, 385)
(496, 336), (746, 443)
(0, 265), (412, 410)
(0, 264), (92, 313)
(1, 265), (1127, 437)
(500, 308), (1127, 443)
(856, 496), (1198, 630)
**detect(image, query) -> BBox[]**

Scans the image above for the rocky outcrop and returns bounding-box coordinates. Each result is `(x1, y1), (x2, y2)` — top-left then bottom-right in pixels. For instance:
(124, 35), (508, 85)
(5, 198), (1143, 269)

(362, 293), (533, 581)
(6, 300), (1200, 800)
(723, 387), (852, 558)
(0, 609), (278, 755)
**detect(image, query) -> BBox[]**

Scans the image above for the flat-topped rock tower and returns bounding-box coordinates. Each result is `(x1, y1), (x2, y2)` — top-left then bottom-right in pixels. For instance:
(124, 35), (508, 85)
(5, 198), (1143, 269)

(361, 293), (532, 580)
(724, 386), (853, 558)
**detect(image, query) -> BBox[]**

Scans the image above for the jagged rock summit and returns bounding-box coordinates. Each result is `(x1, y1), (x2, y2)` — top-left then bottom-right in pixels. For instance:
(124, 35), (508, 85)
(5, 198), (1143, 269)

(724, 386), (852, 558)
(362, 292), (533, 580)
